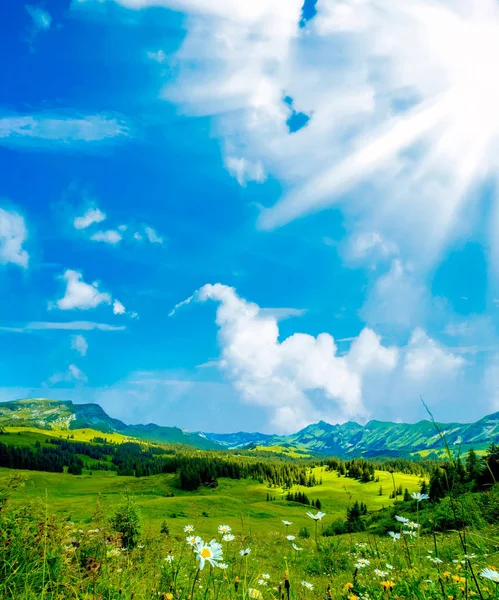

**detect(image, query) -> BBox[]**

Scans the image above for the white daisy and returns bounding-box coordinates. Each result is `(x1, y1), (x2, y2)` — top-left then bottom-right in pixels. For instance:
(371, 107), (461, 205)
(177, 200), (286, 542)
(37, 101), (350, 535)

(282, 520), (292, 526)
(286, 535), (295, 541)
(301, 581), (314, 590)
(240, 548), (251, 556)
(218, 525), (232, 535)
(306, 511), (326, 521)
(184, 525), (195, 533)
(194, 539), (224, 571)
(223, 533), (235, 542)
(481, 568), (499, 583)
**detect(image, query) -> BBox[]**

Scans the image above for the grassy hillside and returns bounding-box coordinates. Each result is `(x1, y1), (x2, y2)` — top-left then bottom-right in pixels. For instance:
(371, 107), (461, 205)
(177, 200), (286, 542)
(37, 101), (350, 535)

(0, 464), (422, 536)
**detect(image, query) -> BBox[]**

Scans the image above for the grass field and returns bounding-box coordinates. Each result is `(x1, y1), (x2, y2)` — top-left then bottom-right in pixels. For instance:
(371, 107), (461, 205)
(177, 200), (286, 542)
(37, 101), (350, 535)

(0, 463), (423, 539)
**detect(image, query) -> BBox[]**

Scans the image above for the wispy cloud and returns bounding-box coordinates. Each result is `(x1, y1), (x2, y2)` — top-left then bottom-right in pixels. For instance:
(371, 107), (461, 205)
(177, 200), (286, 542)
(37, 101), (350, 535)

(90, 229), (122, 245)
(0, 321), (125, 332)
(48, 364), (87, 385)
(26, 4), (52, 31)
(0, 113), (130, 150)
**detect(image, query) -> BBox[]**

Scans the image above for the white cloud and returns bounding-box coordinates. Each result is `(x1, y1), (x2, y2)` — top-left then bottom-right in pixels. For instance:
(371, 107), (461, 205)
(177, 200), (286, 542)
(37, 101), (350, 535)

(143, 226), (164, 245)
(259, 308), (307, 320)
(53, 270), (112, 311)
(113, 299), (126, 315)
(49, 364), (87, 385)
(346, 231), (398, 262)
(147, 49), (167, 63)
(0, 113), (130, 149)
(71, 334), (88, 356)
(26, 5), (52, 30)
(225, 157), (266, 187)
(193, 283), (398, 432)
(362, 259), (427, 329)
(0, 321), (125, 332)
(403, 327), (466, 380)
(90, 229), (122, 244)
(90, 0), (499, 275)
(0, 208), (29, 268)
(74, 207), (106, 230)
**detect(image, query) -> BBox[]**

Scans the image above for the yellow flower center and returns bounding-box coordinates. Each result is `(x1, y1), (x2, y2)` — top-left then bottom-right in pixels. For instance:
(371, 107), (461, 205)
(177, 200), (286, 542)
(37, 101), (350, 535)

(200, 548), (212, 559)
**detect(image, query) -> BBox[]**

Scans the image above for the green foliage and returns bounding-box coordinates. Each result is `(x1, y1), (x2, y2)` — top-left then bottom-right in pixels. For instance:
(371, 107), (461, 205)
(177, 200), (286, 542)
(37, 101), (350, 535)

(109, 494), (142, 549)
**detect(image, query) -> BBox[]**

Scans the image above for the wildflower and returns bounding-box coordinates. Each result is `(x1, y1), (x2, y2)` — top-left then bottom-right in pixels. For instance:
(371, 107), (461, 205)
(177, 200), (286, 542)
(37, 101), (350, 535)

(381, 581), (395, 591)
(443, 572), (451, 579)
(302, 581), (314, 591)
(481, 568), (499, 583)
(262, 574), (270, 580)
(385, 564), (394, 570)
(223, 533), (235, 542)
(184, 525), (195, 533)
(426, 556), (443, 564)
(218, 525), (232, 535)
(345, 583), (354, 590)
(375, 570), (388, 577)
(395, 516), (409, 524)
(306, 511), (326, 521)
(248, 589), (263, 600)
(282, 520), (292, 526)
(402, 530), (416, 537)
(388, 532), (400, 541)
(354, 559), (370, 569)
(348, 595), (358, 600)
(292, 543), (303, 551)
(218, 563), (229, 569)
(407, 521), (419, 529)
(164, 555), (174, 563)
(186, 536), (202, 547)
(240, 548), (251, 556)
(411, 492), (429, 502)
(193, 539), (224, 570)
(286, 535), (296, 541)
(258, 580), (268, 586)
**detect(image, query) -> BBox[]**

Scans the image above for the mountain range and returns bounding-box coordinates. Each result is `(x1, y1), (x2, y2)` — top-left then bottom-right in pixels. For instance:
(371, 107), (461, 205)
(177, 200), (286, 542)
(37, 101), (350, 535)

(1, 398), (499, 457)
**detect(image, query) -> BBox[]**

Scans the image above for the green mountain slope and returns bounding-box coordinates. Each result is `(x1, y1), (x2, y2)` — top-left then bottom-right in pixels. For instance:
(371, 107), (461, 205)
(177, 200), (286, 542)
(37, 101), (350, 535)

(0, 398), (220, 450)
(2, 398), (499, 456)
(204, 413), (499, 457)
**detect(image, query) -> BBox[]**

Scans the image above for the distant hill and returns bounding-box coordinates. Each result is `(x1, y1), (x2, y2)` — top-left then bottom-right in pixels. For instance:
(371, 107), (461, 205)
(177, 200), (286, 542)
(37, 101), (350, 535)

(0, 398), (221, 450)
(2, 398), (499, 456)
(202, 413), (499, 457)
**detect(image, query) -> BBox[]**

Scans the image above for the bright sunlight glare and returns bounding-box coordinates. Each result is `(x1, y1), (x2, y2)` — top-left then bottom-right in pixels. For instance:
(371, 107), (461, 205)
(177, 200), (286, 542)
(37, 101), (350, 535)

(260, 0), (499, 257)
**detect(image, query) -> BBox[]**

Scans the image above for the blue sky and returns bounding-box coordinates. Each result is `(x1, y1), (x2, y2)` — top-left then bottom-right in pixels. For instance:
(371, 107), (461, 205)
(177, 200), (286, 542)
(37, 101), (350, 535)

(1, 0), (499, 433)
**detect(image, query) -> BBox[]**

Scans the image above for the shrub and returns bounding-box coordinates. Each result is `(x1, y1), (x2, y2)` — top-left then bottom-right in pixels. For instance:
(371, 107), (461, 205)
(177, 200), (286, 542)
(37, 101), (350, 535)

(109, 494), (141, 549)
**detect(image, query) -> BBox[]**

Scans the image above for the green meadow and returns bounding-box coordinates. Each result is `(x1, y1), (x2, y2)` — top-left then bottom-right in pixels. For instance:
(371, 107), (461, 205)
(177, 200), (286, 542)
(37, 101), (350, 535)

(0, 464), (423, 536)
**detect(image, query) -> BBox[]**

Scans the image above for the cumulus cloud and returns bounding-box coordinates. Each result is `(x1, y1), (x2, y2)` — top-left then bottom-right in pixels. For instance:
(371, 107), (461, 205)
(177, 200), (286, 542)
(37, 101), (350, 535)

(53, 270), (112, 311)
(0, 208), (29, 268)
(71, 334), (88, 356)
(74, 206), (106, 230)
(194, 283), (398, 431)
(403, 327), (466, 380)
(113, 299), (126, 315)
